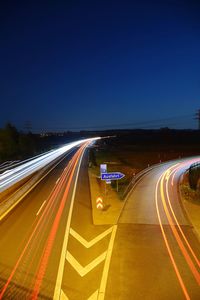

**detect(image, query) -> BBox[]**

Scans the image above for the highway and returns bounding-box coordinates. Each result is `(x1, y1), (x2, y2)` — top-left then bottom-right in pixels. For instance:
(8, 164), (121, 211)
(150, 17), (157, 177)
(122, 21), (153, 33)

(106, 158), (200, 300)
(1, 142), (200, 299)
(0, 139), (105, 299)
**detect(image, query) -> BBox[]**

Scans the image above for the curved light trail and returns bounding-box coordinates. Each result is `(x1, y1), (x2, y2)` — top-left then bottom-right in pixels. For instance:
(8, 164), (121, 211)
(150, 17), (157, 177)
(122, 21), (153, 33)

(156, 157), (200, 299)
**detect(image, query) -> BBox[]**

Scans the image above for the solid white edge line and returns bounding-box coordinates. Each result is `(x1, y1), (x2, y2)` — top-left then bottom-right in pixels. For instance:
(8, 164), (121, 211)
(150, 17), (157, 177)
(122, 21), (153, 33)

(53, 148), (86, 300)
(98, 225), (117, 300)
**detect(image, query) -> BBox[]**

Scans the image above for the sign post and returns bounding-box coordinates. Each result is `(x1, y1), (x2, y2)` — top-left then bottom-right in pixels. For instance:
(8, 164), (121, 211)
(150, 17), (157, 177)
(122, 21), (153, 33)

(100, 164), (107, 174)
(100, 164), (108, 206)
(101, 172), (125, 193)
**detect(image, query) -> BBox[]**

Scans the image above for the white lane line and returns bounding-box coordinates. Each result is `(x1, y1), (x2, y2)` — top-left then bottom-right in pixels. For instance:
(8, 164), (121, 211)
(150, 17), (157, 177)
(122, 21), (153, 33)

(60, 290), (69, 300)
(53, 149), (85, 300)
(56, 177), (60, 185)
(66, 251), (107, 277)
(98, 225), (117, 300)
(70, 227), (113, 248)
(36, 200), (46, 216)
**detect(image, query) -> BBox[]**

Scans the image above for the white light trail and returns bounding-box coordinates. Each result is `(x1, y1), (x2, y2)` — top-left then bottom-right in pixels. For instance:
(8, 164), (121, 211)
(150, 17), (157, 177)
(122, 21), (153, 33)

(0, 137), (100, 193)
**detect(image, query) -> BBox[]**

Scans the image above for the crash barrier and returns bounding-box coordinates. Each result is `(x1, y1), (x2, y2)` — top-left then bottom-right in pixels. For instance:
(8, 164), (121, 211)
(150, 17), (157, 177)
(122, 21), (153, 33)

(188, 162), (200, 190)
(122, 166), (154, 200)
(122, 158), (182, 200)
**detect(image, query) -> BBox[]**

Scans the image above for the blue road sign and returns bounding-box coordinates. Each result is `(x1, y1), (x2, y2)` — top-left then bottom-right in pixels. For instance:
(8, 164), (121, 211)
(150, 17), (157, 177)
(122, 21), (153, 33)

(101, 172), (125, 181)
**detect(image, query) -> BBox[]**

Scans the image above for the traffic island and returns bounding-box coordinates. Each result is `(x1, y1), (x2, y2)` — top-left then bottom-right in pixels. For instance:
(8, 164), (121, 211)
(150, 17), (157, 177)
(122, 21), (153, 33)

(88, 169), (124, 225)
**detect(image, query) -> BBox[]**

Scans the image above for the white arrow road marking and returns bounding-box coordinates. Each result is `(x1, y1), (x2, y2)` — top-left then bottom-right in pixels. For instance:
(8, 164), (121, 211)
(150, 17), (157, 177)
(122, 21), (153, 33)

(70, 227), (113, 248)
(88, 290), (98, 300)
(66, 251), (107, 277)
(60, 290), (69, 300)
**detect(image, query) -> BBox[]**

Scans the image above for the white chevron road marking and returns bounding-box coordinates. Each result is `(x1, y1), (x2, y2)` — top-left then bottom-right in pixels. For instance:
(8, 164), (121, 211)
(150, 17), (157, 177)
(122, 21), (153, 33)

(66, 251), (107, 277)
(60, 289), (98, 300)
(88, 290), (98, 300)
(60, 289), (69, 300)
(69, 227), (113, 248)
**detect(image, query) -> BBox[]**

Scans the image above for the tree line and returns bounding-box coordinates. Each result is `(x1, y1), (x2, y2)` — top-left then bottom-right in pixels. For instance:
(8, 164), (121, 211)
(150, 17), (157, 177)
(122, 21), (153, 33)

(0, 123), (36, 162)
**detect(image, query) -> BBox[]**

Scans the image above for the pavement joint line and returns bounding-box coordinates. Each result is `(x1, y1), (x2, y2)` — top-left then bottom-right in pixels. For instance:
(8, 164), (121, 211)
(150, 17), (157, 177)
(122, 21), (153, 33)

(53, 148), (86, 300)
(69, 227), (113, 248)
(36, 200), (46, 216)
(66, 251), (107, 277)
(98, 225), (117, 300)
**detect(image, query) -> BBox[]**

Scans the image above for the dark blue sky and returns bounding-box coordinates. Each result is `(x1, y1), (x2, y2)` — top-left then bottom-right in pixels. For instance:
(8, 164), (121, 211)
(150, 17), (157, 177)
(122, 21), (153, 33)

(0, 0), (200, 131)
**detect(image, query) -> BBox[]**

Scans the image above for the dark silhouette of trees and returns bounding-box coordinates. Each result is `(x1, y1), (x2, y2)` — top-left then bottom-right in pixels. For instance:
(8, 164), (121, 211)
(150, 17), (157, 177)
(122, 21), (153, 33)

(0, 123), (36, 162)
(89, 148), (97, 166)
(0, 123), (18, 160)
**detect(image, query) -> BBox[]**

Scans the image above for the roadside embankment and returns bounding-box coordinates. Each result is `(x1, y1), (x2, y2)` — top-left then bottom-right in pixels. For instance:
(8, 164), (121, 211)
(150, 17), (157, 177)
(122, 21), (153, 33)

(180, 171), (200, 238)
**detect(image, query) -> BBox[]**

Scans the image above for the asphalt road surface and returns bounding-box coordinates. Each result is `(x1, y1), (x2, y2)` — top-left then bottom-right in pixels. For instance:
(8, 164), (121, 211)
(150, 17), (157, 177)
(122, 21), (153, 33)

(0, 142), (98, 299)
(0, 141), (114, 300)
(1, 147), (200, 300)
(106, 159), (200, 300)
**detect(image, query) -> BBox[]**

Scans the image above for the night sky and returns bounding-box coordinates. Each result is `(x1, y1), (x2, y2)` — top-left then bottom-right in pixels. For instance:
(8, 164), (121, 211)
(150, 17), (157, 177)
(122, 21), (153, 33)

(0, 0), (200, 131)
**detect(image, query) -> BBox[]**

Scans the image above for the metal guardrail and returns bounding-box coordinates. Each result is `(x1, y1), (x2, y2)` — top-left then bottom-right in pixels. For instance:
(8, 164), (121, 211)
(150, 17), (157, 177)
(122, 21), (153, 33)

(121, 158), (183, 200)
(189, 162), (200, 170)
(188, 161), (200, 190)
(122, 166), (154, 199)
